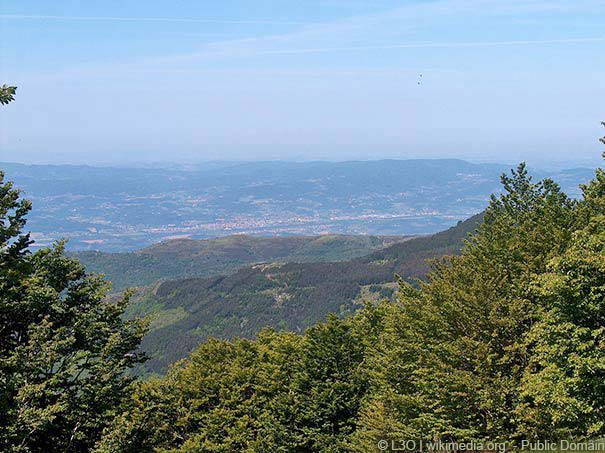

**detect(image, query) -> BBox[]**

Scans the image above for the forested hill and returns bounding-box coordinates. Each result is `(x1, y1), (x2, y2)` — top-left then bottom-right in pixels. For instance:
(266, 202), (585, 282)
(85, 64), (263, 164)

(133, 213), (482, 374)
(75, 234), (410, 291)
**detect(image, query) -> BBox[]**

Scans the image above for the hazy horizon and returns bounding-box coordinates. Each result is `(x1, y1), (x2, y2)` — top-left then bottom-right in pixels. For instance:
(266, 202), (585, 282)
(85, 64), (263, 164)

(1, 0), (604, 166)
(1, 152), (603, 172)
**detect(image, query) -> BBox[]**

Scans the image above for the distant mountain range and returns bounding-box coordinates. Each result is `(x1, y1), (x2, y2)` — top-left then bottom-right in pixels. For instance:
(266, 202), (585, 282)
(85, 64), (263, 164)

(119, 214), (482, 375)
(1, 159), (594, 251)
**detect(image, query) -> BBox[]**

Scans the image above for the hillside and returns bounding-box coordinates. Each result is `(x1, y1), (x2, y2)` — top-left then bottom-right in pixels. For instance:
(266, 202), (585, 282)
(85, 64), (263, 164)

(75, 234), (410, 291)
(132, 213), (482, 374)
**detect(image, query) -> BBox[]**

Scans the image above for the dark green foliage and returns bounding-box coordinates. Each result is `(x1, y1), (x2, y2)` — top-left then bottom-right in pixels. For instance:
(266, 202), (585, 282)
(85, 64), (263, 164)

(0, 167), (148, 451)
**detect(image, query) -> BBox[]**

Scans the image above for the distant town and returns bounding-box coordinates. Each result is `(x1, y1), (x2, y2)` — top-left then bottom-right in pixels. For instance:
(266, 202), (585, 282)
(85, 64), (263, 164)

(4, 160), (592, 251)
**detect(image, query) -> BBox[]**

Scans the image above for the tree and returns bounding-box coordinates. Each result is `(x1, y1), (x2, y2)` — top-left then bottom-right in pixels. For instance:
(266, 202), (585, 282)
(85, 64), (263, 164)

(98, 306), (388, 452)
(0, 172), (148, 452)
(517, 215), (605, 438)
(352, 164), (578, 446)
(0, 84), (17, 106)
(0, 89), (148, 452)
(98, 331), (304, 452)
(515, 124), (605, 439)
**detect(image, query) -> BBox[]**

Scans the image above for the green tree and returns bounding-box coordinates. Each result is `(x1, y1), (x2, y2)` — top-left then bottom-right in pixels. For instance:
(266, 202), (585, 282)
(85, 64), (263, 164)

(0, 84), (17, 105)
(515, 124), (605, 439)
(98, 331), (304, 452)
(0, 89), (148, 452)
(517, 214), (605, 438)
(293, 313), (373, 452)
(98, 307), (388, 452)
(353, 164), (577, 445)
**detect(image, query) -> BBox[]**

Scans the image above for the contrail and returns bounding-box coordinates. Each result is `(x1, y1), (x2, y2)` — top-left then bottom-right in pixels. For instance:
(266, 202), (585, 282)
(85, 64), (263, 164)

(255, 37), (605, 55)
(0, 14), (313, 26)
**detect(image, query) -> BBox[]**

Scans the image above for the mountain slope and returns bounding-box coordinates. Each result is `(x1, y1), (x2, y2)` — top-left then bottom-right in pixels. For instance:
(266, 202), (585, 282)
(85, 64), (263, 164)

(133, 213), (482, 374)
(75, 234), (410, 291)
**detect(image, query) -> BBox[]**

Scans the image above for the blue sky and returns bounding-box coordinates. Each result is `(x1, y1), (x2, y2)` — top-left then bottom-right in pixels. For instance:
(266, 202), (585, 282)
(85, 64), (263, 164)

(1, 0), (604, 166)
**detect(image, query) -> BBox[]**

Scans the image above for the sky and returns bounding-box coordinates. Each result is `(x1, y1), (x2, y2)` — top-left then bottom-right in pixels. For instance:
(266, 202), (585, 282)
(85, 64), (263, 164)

(0, 0), (604, 167)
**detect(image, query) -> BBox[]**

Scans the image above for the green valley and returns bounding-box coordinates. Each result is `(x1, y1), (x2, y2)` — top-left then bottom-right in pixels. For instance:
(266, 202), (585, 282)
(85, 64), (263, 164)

(75, 234), (411, 292)
(126, 214), (481, 374)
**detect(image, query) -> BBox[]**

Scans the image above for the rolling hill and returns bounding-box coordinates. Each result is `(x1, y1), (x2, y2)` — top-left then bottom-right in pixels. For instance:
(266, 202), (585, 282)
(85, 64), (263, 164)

(128, 213), (482, 374)
(75, 234), (411, 291)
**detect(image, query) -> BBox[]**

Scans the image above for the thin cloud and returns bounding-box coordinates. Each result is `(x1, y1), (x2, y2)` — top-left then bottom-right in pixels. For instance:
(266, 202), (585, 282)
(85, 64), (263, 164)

(0, 14), (314, 26)
(253, 37), (605, 56)
(173, 37), (605, 61)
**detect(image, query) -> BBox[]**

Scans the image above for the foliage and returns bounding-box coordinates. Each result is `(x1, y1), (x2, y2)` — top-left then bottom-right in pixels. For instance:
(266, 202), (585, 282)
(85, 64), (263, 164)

(350, 131), (605, 445)
(0, 84), (17, 105)
(97, 308), (386, 452)
(0, 86), (148, 452)
(353, 164), (578, 445)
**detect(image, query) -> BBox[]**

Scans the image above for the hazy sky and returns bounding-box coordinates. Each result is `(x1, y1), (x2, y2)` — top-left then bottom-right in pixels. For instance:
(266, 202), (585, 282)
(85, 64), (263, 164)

(1, 0), (604, 166)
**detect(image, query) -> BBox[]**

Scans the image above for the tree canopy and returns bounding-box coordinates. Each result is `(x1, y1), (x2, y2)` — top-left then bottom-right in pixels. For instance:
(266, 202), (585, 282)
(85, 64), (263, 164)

(0, 87), (148, 452)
